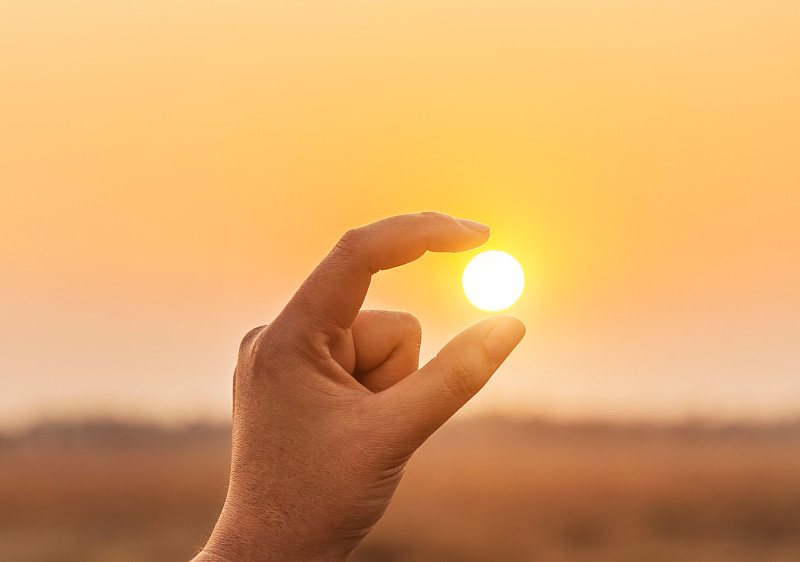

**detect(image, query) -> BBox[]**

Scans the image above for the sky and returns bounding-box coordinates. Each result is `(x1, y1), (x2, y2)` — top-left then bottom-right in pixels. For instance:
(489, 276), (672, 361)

(1, 1), (799, 428)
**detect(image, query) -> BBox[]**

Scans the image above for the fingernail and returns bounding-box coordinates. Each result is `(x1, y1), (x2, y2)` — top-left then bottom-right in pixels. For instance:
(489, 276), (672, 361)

(484, 316), (526, 366)
(457, 218), (490, 233)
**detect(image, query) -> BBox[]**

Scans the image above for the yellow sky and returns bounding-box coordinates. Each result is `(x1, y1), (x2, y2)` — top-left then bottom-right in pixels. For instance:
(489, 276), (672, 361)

(1, 1), (799, 427)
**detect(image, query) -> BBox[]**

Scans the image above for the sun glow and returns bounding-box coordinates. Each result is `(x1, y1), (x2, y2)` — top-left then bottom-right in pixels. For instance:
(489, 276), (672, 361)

(462, 251), (525, 311)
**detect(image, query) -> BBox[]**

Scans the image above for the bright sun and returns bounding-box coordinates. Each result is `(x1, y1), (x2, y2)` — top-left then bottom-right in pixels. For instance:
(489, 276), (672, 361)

(462, 250), (525, 311)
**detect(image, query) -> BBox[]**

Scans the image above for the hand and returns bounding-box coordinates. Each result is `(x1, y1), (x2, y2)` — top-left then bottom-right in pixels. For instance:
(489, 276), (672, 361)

(195, 212), (526, 561)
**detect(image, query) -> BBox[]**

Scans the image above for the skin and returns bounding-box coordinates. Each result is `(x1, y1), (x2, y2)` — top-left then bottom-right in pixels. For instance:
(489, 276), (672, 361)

(194, 212), (526, 561)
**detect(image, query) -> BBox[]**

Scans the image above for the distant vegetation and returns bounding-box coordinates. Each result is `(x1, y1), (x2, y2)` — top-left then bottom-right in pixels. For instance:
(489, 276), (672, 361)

(2, 418), (800, 561)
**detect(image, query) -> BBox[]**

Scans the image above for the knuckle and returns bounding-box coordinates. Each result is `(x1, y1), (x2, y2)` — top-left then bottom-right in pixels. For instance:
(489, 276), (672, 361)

(418, 211), (448, 221)
(397, 311), (422, 341)
(238, 325), (281, 377)
(238, 325), (267, 356)
(417, 211), (457, 228)
(248, 329), (274, 363)
(334, 227), (366, 255)
(231, 368), (239, 406)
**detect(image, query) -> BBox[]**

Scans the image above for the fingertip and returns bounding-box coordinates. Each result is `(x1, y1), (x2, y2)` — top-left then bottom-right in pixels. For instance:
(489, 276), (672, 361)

(483, 315), (526, 367)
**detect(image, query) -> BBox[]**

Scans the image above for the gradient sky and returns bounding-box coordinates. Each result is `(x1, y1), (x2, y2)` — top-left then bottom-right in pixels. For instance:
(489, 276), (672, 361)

(2, 1), (799, 428)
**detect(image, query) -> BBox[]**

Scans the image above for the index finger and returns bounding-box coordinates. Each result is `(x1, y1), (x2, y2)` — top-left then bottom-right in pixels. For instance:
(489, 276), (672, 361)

(284, 212), (490, 332)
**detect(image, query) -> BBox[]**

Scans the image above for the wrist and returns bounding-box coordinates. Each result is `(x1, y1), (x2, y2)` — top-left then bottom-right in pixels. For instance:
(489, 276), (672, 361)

(197, 541), (344, 562)
(200, 509), (351, 562)
(192, 551), (236, 562)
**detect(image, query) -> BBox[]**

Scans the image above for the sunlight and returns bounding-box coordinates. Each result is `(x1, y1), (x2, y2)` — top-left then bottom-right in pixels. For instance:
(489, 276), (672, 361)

(462, 250), (524, 311)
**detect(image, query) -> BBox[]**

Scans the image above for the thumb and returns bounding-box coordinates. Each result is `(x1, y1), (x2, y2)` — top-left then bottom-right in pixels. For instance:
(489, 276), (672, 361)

(380, 316), (526, 450)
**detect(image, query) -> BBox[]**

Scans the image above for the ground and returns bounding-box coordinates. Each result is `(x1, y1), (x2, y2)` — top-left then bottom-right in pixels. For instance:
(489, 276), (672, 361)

(1, 418), (799, 561)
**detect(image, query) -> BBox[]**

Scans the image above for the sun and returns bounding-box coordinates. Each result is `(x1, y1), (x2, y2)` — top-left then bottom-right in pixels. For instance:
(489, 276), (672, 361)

(462, 250), (524, 311)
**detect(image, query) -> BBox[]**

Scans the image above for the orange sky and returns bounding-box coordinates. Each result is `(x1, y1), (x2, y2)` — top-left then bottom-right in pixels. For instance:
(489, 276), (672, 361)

(1, 1), (799, 428)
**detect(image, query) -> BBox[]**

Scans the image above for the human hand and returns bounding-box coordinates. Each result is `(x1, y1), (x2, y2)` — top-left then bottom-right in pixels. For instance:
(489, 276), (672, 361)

(195, 212), (526, 561)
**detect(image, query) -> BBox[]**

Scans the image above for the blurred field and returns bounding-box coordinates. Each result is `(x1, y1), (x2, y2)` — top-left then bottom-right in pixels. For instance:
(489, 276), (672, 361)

(2, 418), (800, 562)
